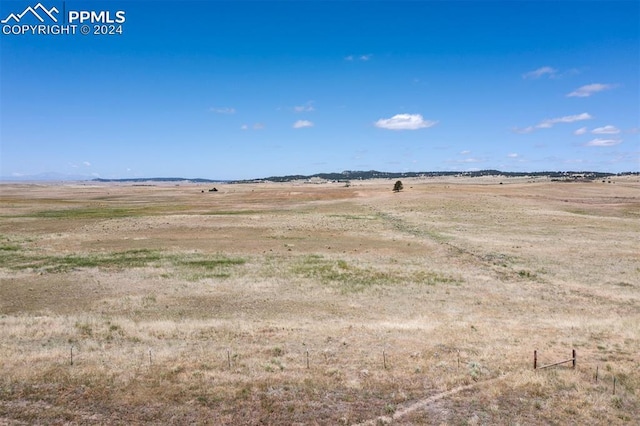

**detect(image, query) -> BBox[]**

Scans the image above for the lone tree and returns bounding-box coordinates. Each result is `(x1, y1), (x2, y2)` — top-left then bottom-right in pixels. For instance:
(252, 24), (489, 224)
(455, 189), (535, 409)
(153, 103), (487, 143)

(393, 180), (403, 192)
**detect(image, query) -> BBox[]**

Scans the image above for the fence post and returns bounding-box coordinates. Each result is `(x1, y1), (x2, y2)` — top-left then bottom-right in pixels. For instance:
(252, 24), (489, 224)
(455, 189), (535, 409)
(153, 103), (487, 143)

(572, 349), (576, 368)
(534, 350), (537, 370)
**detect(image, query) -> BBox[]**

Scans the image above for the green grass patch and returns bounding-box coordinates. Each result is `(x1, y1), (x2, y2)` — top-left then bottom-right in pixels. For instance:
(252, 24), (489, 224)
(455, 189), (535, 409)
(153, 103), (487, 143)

(0, 248), (247, 280)
(26, 204), (195, 219)
(178, 256), (246, 269)
(291, 255), (460, 293)
(328, 214), (377, 220)
(201, 210), (263, 216)
(175, 254), (247, 281)
(30, 207), (143, 219)
(566, 209), (598, 217)
(0, 249), (163, 272)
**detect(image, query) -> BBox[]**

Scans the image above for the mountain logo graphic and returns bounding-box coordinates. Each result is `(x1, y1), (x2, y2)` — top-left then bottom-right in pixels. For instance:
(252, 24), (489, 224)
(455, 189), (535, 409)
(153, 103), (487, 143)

(1, 3), (59, 24)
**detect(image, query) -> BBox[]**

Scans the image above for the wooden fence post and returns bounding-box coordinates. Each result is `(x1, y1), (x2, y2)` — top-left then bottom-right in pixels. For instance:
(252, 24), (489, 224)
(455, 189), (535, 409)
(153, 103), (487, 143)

(534, 350), (537, 370)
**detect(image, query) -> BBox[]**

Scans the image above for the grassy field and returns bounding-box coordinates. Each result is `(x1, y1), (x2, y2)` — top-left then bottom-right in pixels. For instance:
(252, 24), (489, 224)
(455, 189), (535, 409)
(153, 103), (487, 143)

(1, 176), (639, 424)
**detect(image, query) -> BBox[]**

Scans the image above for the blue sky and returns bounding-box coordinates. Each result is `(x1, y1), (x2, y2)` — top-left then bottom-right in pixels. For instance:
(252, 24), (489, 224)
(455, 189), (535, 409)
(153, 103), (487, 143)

(1, 1), (638, 180)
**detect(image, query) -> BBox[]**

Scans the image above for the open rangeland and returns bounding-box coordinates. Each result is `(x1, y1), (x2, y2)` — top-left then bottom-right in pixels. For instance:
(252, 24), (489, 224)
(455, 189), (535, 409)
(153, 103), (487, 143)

(1, 176), (638, 425)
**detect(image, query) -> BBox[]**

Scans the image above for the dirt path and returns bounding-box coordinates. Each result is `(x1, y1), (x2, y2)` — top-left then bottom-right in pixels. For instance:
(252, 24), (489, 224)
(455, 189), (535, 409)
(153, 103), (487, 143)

(355, 374), (509, 425)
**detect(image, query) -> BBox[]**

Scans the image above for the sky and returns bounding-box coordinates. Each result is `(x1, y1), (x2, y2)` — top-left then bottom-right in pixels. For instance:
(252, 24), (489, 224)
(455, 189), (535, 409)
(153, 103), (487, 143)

(1, 0), (638, 180)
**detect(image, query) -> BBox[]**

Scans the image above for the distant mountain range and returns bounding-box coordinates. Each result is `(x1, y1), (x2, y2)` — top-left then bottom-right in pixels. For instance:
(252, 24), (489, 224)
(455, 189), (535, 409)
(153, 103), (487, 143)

(92, 177), (224, 183)
(1, 173), (224, 183)
(2, 170), (636, 183)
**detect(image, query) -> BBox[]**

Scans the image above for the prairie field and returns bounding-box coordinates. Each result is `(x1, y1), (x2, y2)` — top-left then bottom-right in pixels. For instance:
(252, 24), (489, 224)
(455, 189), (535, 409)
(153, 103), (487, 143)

(0, 176), (639, 425)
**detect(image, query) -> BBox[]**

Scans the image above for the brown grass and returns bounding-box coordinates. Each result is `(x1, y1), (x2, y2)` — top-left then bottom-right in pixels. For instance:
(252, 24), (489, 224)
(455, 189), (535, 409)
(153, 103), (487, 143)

(1, 176), (639, 424)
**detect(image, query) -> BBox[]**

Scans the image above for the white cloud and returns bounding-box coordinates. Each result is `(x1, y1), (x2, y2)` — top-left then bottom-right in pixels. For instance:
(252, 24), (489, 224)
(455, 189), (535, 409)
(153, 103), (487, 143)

(293, 102), (315, 113)
(241, 123), (264, 130)
(516, 113), (593, 133)
(210, 107), (236, 114)
(375, 113), (437, 130)
(345, 54), (372, 62)
(513, 126), (535, 134)
(574, 127), (588, 135)
(591, 125), (620, 135)
(585, 138), (622, 147)
(567, 83), (616, 97)
(540, 112), (592, 127)
(522, 66), (557, 79)
(507, 153), (519, 158)
(460, 150), (471, 155)
(83, 161), (91, 166)
(293, 120), (314, 129)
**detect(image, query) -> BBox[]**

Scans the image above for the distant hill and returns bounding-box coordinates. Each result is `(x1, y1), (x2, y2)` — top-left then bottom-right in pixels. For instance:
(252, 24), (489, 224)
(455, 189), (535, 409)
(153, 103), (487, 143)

(3, 170), (636, 183)
(234, 169), (630, 183)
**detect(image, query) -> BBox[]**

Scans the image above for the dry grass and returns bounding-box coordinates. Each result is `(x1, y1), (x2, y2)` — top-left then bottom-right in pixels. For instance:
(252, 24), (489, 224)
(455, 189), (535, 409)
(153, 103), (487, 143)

(1, 176), (639, 424)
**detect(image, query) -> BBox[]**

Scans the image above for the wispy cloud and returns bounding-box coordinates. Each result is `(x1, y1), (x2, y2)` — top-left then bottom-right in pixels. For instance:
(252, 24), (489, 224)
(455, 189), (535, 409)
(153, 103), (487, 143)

(69, 161), (91, 168)
(591, 125), (620, 135)
(514, 112), (593, 133)
(293, 120), (313, 129)
(345, 54), (373, 61)
(460, 150), (471, 155)
(522, 66), (557, 79)
(574, 127), (588, 135)
(447, 157), (484, 164)
(507, 153), (519, 158)
(567, 83), (617, 98)
(539, 113), (593, 127)
(585, 138), (622, 147)
(241, 123), (264, 130)
(210, 107), (236, 114)
(293, 101), (315, 113)
(375, 113), (437, 130)
(513, 126), (536, 134)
